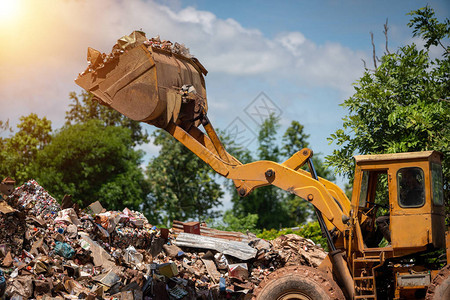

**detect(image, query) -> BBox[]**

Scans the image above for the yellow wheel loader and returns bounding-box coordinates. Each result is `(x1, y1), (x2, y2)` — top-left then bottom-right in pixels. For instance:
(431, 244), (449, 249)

(76, 31), (449, 300)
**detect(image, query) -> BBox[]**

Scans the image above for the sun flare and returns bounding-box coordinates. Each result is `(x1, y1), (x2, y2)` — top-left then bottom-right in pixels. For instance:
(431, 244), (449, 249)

(0, 0), (21, 23)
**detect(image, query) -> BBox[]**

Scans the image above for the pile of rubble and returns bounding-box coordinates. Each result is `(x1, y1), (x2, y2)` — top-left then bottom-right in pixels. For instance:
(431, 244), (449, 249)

(0, 180), (327, 299)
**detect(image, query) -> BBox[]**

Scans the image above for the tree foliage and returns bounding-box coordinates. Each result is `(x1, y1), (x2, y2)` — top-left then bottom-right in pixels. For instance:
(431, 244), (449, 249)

(145, 130), (223, 225)
(327, 6), (449, 203)
(257, 114), (281, 162)
(257, 221), (327, 250)
(66, 91), (148, 146)
(0, 99), (150, 212)
(213, 211), (260, 234)
(227, 116), (335, 229)
(228, 115), (289, 229)
(32, 120), (149, 209)
(0, 114), (52, 184)
(407, 6), (450, 56)
(281, 120), (336, 225)
(281, 121), (310, 157)
(251, 114), (290, 229)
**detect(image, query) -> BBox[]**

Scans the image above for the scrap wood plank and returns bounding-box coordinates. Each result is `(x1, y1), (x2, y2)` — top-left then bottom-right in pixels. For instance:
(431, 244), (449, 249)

(201, 257), (221, 283)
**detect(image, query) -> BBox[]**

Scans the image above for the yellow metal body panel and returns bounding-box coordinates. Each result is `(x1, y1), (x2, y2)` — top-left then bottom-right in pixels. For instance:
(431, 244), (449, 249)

(447, 232), (450, 265)
(390, 161), (432, 249)
(391, 214), (431, 248)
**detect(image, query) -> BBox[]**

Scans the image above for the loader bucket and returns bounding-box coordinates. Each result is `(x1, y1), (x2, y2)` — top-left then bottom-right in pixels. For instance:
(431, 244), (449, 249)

(75, 31), (208, 129)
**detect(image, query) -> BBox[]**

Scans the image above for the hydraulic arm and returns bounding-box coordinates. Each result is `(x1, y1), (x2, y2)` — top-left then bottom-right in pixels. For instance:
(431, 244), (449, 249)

(165, 115), (351, 234)
(74, 32), (350, 236)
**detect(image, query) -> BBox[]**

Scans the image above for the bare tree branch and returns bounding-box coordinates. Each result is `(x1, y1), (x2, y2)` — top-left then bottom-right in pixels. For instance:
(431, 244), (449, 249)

(370, 32), (377, 69)
(384, 18), (390, 54)
(361, 59), (376, 72)
(361, 58), (367, 69)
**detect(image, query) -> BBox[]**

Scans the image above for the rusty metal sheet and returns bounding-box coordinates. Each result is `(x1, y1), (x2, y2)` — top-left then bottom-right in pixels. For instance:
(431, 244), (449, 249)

(173, 232), (257, 260)
(172, 220), (251, 242)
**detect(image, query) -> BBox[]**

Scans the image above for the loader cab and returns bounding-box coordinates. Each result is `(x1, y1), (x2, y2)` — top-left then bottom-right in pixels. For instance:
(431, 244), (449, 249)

(352, 151), (445, 255)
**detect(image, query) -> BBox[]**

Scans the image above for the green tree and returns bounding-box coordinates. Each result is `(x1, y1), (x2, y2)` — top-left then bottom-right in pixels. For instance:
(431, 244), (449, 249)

(145, 130), (223, 225)
(252, 114), (289, 229)
(281, 121), (311, 157)
(66, 91), (148, 146)
(228, 114), (290, 230)
(257, 114), (281, 162)
(281, 120), (336, 180)
(216, 129), (260, 232)
(327, 6), (449, 203)
(407, 6), (449, 56)
(225, 116), (336, 229)
(214, 211), (260, 234)
(32, 120), (148, 210)
(281, 120), (336, 225)
(257, 221), (327, 250)
(0, 114), (52, 183)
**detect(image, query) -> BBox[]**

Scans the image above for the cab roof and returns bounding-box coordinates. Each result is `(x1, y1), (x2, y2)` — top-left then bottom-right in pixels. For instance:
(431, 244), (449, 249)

(354, 151), (442, 165)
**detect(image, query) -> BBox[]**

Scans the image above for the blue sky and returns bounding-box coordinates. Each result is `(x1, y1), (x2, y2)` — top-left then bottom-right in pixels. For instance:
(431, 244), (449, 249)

(159, 0), (449, 163)
(0, 0), (448, 210)
(170, 1), (449, 49)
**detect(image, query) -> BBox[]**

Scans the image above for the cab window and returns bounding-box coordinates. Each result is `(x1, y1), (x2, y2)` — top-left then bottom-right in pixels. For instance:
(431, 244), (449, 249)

(359, 171), (369, 207)
(397, 167), (425, 207)
(358, 170), (389, 211)
(431, 163), (444, 206)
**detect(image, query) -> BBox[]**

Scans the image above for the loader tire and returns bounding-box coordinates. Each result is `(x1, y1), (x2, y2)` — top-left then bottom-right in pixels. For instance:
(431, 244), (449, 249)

(253, 266), (345, 300)
(426, 264), (450, 300)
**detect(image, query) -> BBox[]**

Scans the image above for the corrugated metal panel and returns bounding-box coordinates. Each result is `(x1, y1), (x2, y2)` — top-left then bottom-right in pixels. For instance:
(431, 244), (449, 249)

(172, 220), (251, 242)
(173, 233), (257, 260)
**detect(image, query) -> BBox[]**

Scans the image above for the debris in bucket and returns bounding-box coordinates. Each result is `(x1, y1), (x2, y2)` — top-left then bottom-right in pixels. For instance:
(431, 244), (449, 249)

(0, 179), (327, 299)
(81, 31), (193, 76)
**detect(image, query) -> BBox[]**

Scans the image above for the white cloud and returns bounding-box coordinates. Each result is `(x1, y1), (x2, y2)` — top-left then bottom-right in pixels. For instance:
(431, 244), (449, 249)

(277, 31), (309, 57)
(0, 0), (366, 129)
(160, 6), (217, 32)
(408, 36), (446, 60)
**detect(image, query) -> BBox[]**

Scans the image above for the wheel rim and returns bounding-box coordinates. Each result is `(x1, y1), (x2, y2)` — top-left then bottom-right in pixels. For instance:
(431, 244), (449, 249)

(277, 289), (313, 300)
